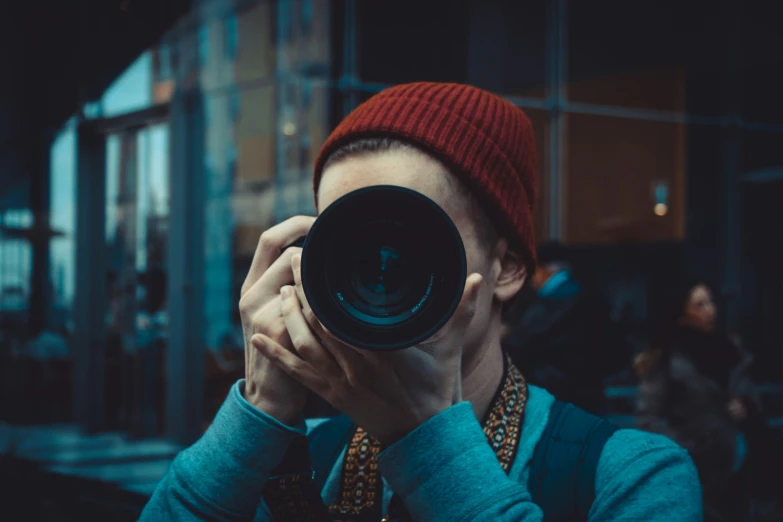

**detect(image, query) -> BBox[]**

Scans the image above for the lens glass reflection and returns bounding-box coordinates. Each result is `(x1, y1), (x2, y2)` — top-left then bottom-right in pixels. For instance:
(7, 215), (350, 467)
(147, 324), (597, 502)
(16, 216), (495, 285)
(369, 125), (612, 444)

(332, 221), (433, 324)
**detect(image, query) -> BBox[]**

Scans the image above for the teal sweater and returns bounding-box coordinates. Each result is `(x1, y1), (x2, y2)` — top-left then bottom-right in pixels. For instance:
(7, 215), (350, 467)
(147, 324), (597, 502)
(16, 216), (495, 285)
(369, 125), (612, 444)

(141, 381), (702, 521)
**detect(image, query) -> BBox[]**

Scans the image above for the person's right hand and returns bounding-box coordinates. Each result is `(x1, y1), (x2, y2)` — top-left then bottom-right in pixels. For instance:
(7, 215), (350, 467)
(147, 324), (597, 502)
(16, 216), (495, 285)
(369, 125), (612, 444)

(239, 216), (315, 425)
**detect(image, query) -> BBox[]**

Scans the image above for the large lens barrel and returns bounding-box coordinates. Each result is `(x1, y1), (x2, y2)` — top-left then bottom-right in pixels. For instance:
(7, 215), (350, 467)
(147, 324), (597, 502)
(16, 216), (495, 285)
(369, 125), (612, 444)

(300, 185), (467, 351)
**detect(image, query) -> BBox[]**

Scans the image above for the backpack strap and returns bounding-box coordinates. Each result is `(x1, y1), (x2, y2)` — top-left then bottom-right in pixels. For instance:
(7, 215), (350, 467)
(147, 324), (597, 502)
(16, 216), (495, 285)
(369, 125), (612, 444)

(528, 400), (618, 521)
(308, 414), (356, 494)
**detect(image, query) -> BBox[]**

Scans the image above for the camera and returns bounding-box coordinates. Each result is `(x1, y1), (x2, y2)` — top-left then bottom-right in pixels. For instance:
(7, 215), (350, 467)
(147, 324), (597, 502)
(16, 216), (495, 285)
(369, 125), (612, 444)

(292, 185), (467, 351)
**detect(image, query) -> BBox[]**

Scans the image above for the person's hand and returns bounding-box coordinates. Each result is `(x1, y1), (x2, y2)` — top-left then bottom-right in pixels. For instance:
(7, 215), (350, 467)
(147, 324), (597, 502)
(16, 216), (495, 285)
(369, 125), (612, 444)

(728, 398), (747, 423)
(251, 253), (484, 446)
(239, 216), (315, 425)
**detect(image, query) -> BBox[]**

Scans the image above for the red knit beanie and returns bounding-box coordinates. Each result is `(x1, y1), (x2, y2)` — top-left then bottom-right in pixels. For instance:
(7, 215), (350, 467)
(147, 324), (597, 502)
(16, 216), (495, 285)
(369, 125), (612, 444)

(313, 82), (539, 272)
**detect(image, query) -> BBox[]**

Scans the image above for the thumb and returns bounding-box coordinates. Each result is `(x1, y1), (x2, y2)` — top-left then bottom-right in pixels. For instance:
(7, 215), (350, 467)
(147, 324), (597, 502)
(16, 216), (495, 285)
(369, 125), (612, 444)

(436, 272), (482, 359)
(415, 273), (484, 350)
(456, 273), (484, 323)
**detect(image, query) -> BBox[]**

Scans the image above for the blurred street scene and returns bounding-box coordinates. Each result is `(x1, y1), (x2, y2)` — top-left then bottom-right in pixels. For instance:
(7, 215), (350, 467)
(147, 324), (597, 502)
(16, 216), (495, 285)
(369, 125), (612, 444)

(0, 0), (781, 519)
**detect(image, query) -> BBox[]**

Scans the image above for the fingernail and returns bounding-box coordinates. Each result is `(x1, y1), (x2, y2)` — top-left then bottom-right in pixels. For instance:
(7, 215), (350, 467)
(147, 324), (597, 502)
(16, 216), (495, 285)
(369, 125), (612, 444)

(251, 335), (265, 348)
(281, 286), (292, 298)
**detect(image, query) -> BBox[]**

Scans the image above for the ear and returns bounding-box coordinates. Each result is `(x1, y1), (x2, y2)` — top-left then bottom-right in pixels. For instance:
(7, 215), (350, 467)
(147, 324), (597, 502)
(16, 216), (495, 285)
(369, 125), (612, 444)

(491, 238), (528, 304)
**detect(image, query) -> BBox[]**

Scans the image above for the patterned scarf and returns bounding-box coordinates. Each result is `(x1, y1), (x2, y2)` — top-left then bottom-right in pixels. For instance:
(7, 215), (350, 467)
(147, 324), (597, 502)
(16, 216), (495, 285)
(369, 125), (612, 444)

(328, 355), (527, 521)
(264, 355), (528, 522)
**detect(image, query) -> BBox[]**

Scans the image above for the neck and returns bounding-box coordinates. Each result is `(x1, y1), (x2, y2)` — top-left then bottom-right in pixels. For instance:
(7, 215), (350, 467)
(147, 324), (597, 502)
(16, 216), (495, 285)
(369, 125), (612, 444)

(461, 311), (505, 422)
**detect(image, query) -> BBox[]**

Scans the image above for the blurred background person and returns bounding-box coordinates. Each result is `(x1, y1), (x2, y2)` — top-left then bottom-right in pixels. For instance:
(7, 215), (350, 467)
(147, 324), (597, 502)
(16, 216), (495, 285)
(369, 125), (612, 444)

(502, 243), (629, 415)
(635, 280), (783, 521)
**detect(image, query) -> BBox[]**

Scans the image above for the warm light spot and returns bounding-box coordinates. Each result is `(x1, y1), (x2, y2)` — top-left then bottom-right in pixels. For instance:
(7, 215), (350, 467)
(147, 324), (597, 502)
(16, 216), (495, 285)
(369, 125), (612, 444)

(654, 203), (668, 217)
(283, 122), (297, 136)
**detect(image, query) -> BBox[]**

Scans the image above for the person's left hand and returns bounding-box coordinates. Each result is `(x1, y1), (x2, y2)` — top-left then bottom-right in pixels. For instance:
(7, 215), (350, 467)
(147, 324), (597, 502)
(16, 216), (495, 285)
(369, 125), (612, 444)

(251, 253), (484, 447)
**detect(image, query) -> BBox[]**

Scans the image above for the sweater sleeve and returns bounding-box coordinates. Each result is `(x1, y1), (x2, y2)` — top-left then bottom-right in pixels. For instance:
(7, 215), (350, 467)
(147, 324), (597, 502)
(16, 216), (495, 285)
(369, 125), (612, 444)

(589, 429), (702, 521)
(378, 402), (543, 522)
(139, 380), (307, 522)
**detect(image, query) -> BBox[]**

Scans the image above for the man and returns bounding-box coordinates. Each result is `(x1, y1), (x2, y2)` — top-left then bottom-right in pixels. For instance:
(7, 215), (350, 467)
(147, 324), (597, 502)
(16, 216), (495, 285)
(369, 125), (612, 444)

(502, 245), (629, 416)
(141, 83), (701, 521)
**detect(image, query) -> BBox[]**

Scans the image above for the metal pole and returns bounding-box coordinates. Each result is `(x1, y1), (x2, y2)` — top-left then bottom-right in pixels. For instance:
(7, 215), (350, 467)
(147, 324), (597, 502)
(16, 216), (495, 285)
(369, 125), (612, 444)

(345, 0), (358, 115)
(73, 123), (108, 433)
(274, 0), (292, 224)
(546, 0), (567, 242)
(720, 0), (742, 333)
(166, 88), (206, 445)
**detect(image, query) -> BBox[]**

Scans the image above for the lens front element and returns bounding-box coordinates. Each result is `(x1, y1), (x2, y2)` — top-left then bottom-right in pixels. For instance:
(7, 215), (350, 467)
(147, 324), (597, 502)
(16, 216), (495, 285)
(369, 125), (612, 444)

(301, 186), (467, 351)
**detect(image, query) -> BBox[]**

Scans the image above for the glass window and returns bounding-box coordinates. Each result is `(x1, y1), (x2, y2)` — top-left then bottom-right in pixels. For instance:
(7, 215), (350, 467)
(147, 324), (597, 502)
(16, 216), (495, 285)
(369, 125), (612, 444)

(159, 41), (172, 80)
(101, 52), (154, 118)
(467, 0), (547, 98)
(739, 128), (783, 383)
(301, 0), (314, 37)
(225, 14), (239, 59)
(235, 84), (277, 188)
(229, 86), (241, 123)
(203, 92), (237, 355)
(153, 41), (176, 105)
(307, 0), (331, 69)
(0, 207), (36, 423)
(741, 178), (783, 382)
(683, 125), (725, 282)
(0, 209), (33, 333)
(182, 5), (340, 426)
(741, 1), (783, 124)
(104, 124), (170, 437)
(203, 84), (274, 421)
(519, 108), (550, 244)
(49, 119), (78, 331)
(235, 1), (277, 83)
(568, 0), (725, 117)
(565, 114), (687, 244)
(170, 40), (181, 78)
(743, 130), (783, 176)
(199, 24), (210, 66)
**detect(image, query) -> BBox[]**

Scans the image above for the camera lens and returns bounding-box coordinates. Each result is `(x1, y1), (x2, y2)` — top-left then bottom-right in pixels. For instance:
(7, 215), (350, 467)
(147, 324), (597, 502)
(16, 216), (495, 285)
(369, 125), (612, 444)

(351, 242), (409, 312)
(300, 185), (467, 351)
(331, 221), (435, 326)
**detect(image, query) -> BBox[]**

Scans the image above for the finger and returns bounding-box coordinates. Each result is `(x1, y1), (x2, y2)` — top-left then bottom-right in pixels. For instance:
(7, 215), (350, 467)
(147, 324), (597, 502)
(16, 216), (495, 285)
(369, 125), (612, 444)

(283, 279), (368, 385)
(310, 318), (369, 382)
(246, 299), (295, 375)
(419, 273), (484, 348)
(458, 273), (484, 321)
(240, 247), (301, 311)
(452, 369), (463, 403)
(292, 258), (343, 357)
(291, 253), (310, 312)
(242, 216), (315, 294)
(251, 334), (328, 395)
(290, 253), (360, 358)
(250, 298), (295, 349)
(280, 286), (343, 378)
